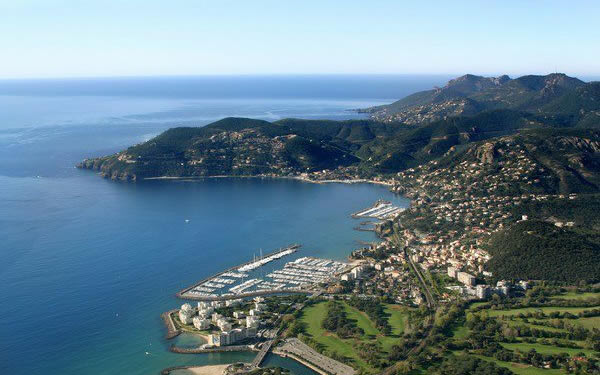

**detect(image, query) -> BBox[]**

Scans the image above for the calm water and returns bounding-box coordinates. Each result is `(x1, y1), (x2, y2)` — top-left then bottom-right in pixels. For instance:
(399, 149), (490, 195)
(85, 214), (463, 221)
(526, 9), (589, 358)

(0, 75), (442, 375)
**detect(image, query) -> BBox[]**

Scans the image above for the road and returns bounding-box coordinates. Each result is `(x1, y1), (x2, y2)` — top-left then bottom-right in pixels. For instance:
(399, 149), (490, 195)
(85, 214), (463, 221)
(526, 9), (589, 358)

(251, 339), (275, 368)
(379, 230), (440, 375)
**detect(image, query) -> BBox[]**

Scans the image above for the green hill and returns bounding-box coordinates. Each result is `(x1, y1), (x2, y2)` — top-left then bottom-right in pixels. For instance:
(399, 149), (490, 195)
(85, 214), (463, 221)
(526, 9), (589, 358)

(486, 220), (600, 283)
(363, 73), (590, 125)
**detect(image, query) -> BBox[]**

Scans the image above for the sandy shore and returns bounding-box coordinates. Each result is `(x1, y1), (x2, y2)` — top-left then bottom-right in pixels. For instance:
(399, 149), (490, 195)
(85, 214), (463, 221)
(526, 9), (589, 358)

(180, 364), (229, 375)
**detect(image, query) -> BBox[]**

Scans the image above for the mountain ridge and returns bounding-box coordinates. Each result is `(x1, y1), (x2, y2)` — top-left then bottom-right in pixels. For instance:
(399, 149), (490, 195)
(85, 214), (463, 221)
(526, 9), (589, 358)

(361, 73), (591, 125)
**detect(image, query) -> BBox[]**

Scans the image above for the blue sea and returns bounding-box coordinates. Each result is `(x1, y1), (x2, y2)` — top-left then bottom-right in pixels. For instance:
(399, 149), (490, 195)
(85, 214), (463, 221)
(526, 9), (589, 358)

(0, 75), (449, 375)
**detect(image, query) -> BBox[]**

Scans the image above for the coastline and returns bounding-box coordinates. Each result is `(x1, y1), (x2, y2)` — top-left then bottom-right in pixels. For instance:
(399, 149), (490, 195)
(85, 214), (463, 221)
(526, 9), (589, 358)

(143, 174), (394, 187)
(158, 177), (398, 373)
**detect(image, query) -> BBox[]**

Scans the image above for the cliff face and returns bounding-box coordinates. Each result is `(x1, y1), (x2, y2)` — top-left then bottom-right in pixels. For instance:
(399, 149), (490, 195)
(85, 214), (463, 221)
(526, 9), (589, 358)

(78, 156), (138, 181)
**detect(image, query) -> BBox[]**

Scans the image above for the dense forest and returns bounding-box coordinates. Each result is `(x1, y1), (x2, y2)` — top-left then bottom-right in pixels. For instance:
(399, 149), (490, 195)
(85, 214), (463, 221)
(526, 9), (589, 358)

(485, 221), (600, 283)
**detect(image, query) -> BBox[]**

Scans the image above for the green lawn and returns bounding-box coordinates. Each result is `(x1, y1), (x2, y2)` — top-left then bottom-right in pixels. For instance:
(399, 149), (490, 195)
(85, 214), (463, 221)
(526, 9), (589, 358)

(470, 354), (565, 375)
(343, 304), (379, 338)
(550, 292), (600, 300)
(573, 316), (600, 330)
(501, 342), (597, 357)
(451, 324), (469, 339)
(486, 306), (600, 317)
(299, 302), (375, 373)
(384, 304), (410, 336)
(298, 301), (411, 374)
(503, 319), (567, 333)
(469, 302), (490, 310)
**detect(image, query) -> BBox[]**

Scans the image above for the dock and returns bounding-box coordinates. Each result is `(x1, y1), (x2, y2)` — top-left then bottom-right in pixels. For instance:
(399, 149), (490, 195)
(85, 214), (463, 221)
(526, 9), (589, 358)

(352, 200), (405, 220)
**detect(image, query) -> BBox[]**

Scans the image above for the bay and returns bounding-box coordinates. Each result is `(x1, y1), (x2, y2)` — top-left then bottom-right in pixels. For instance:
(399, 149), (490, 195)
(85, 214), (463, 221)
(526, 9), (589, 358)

(0, 75), (441, 375)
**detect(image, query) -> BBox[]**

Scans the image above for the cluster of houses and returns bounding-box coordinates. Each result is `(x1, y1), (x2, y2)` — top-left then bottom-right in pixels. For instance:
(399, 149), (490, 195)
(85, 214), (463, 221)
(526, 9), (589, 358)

(347, 237), (531, 305)
(387, 140), (583, 284)
(347, 243), (424, 305)
(178, 297), (268, 347)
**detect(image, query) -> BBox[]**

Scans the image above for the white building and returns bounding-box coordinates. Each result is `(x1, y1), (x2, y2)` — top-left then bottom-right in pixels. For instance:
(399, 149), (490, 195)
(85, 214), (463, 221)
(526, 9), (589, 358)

(233, 311), (245, 319)
(447, 266), (458, 278)
(207, 326), (258, 347)
(457, 271), (476, 286)
(181, 303), (193, 313)
(192, 316), (211, 330)
(198, 302), (211, 310)
(350, 266), (363, 279)
(246, 315), (259, 328)
(179, 303), (195, 325)
(476, 285), (490, 299)
(198, 306), (214, 319)
(249, 309), (261, 316)
(216, 318), (232, 332)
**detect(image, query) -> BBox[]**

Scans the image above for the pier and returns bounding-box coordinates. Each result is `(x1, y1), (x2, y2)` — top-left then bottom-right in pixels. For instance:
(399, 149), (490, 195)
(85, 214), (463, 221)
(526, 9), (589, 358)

(179, 288), (311, 302)
(352, 200), (405, 220)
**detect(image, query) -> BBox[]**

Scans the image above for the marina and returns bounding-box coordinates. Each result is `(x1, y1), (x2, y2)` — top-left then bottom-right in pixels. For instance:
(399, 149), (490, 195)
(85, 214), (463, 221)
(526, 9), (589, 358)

(178, 245), (351, 301)
(352, 200), (405, 220)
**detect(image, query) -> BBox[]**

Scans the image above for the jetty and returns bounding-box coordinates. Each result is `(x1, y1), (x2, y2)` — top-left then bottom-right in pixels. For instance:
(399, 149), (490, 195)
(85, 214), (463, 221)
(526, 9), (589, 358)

(161, 309), (180, 339)
(170, 344), (255, 354)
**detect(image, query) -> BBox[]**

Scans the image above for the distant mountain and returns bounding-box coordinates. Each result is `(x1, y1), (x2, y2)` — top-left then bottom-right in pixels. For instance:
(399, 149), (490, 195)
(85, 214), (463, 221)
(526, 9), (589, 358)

(78, 73), (600, 181)
(361, 73), (592, 125)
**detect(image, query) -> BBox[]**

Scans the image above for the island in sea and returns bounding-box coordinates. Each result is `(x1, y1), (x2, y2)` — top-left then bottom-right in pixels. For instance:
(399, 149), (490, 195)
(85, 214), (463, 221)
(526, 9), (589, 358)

(80, 74), (600, 375)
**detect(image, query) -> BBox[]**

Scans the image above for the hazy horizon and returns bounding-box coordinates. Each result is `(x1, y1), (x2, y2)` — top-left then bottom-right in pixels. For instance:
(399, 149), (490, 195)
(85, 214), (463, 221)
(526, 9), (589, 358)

(3, 72), (599, 84)
(2, 1), (599, 79)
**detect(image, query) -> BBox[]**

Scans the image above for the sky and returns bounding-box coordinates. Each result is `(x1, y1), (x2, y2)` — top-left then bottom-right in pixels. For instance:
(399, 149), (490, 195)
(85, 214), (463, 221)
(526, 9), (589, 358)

(1, 0), (599, 79)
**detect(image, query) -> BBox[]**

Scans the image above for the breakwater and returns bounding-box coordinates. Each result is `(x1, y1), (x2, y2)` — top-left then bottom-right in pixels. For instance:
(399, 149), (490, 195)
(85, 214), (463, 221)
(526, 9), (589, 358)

(169, 344), (255, 354)
(179, 288), (311, 302)
(161, 309), (181, 339)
